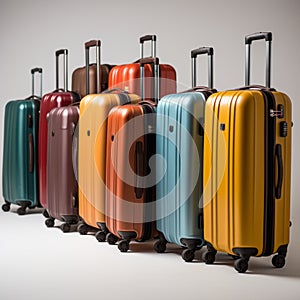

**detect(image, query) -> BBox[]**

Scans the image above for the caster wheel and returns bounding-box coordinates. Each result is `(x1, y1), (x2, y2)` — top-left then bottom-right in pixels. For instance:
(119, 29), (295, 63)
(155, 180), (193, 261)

(42, 209), (50, 218)
(2, 203), (10, 212)
(234, 258), (249, 273)
(154, 240), (167, 253)
(202, 251), (216, 264)
(118, 240), (129, 252)
(17, 207), (26, 215)
(78, 224), (88, 235)
(229, 254), (240, 260)
(45, 218), (55, 228)
(272, 255), (285, 268)
(61, 223), (71, 233)
(182, 249), (195, 262)
(96, 231), (106, 242)
(107, 233), (118, 245)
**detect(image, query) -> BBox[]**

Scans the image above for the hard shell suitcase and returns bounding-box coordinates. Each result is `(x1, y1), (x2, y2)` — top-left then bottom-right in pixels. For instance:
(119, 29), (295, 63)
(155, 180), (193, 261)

(155, 48), (217, 261)
(77, 40), (140, 240)
(2, 68), (42, 215)
(45, 104), (80, 232)
(202, 32), (292, 273)
(108, 35), (176, 99)
(105, 57), (159, 252)
(72, 40), (115, 98)
(38, 50), (79, 215)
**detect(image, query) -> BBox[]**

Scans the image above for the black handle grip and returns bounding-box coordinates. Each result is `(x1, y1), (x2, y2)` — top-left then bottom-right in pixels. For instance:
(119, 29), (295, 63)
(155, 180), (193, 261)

(55, 49), (68, 56)
(140, 57), (159, 66)
(135, 141), (144, 199)
(140, 35), (156, 43)
(85, 40), (101, 49)
(245, 32), (272, 44)
(275, 144), (283, 199)
(31, 68), (42, 74)
(191, 47), (214, 58)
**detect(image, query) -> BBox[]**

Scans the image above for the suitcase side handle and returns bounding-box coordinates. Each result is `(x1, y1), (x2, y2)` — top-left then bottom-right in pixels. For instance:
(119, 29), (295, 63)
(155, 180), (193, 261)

(30, 67), (43, 98)
(29, 133), (34, 173)
(275, 144), (283, 199)
(140, 57), (160, 103)
(55, 49), (68, 92)
(245, 31), (272, 88)
(191, 47), (214, 89)
(140, 34), (156, 59)
(85, 40), (101, 94)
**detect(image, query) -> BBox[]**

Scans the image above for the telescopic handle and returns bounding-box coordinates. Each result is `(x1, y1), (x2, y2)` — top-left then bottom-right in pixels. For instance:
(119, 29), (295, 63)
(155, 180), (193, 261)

(191, 47), (214, 89)
(245, 31), (272, 87)
(55, 49), (68, 91)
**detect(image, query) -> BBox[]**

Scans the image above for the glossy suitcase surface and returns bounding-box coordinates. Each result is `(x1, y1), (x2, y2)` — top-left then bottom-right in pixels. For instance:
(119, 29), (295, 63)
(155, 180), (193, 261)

(72, 40), (114, 98)
(72, 64), (114, 99)
(155, 48), (216, 261)
(2, 68), (42, 215)
(108, 35), (176, 99)
(105, 102), (156, 250)
(45, 105), (80, 231)
(78, 92), (140, 236)
(202, 32), (292, 273)
(38, 50), (79, 210)
(105, 57), (159, 252)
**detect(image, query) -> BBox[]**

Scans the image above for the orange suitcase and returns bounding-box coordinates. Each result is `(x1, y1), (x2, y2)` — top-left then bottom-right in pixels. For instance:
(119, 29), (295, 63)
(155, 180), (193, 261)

(105, 58), (160, 252)
(108, 35), (176, 100)
(77, 40), (140, 240)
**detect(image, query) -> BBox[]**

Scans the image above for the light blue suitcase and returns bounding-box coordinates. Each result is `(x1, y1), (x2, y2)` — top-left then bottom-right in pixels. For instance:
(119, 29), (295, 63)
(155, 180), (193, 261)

(155, 48), (216, 261)
(2, 68), (42, 215)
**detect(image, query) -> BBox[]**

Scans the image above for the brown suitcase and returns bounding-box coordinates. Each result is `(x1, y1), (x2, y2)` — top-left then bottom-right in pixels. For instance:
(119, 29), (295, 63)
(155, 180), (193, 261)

(72, 40), (114, 99)
(105, 58), (159, 252)
(45, 104), (80, 232)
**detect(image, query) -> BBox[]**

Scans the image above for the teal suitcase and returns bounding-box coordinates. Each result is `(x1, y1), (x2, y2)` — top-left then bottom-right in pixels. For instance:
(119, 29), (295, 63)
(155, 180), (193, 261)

(155, 48), (216, 261)
(2, 68), (42, 215)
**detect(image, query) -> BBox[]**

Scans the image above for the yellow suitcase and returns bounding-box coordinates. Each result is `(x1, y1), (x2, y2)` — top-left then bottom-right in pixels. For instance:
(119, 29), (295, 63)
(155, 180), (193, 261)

(77, 40), (140, 240)
(203, 32), (292, 273)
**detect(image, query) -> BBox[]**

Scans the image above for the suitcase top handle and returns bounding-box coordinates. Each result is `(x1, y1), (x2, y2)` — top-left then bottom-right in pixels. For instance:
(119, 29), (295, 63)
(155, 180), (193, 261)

(191, 47), (214, 89)
(30, 67), (43, 98)
(55, 49), (68, 92)
(245, 32), (272, 88)
(140, 34), (156, 59)
(85, 39), (101, 94)
(140, 57), (160, 104)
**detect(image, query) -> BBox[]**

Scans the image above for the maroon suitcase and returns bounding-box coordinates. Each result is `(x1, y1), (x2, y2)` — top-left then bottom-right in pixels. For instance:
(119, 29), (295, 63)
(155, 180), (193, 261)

(72, 40), (115, 98)
(39, 49), (79, 218)
(44, 103), (80, 232)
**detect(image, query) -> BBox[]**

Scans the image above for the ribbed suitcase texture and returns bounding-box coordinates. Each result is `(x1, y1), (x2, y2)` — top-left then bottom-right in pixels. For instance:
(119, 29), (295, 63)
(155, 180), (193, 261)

(45, 105), (80, 232)
(202, 32), (292, 272)
(154, 47), (215, 261)
(155, 93), (207, 255)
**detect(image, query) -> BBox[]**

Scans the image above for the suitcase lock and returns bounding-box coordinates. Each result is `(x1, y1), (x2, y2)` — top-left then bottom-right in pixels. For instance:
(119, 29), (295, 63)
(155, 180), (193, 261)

(270, 104), (284, 118)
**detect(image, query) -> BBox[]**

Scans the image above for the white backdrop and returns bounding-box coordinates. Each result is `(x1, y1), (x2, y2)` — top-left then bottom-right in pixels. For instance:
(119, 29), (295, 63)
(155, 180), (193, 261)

(0, 0), (299, 299)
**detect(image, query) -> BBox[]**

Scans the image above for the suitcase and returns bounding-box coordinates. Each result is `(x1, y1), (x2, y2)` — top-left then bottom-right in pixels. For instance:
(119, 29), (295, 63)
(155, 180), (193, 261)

(105, 57), (159, 252)
(2, 68), (42, 215)
(72, 40), (115, 99)
(38, 49), (79, 217)
(202, 32), (292, 273)
(44, 103), (80, 232)
(154, 47), (217, 261)
(77, 40), (140, 240)
(108, 34), (176, 99)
